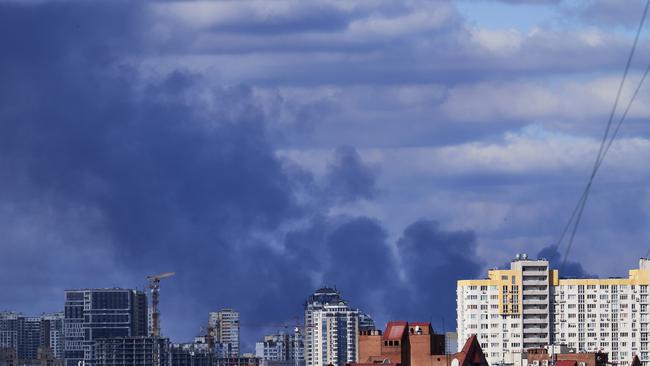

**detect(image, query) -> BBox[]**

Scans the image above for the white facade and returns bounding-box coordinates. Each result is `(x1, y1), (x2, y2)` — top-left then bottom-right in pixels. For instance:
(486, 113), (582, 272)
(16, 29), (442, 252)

(458, 256), (650, 366)
(304, 288), (359, 366)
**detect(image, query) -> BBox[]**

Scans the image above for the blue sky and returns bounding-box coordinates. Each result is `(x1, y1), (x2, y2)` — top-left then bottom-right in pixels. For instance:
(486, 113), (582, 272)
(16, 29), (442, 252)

(2, 0), (650, 351)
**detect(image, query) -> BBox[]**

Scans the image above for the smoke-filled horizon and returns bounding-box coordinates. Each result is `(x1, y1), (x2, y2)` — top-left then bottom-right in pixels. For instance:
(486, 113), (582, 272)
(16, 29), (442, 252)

(2, 0), (650, 352)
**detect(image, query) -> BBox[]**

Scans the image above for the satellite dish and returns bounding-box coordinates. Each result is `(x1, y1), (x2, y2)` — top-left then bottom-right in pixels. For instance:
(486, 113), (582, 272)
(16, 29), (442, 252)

(452, 359), (459, 366)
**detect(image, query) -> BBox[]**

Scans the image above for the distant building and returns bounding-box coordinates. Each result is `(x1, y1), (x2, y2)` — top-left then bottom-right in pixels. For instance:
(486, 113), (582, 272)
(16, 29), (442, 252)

(0, 312), (63, 360)
(39, 313), (64, 360)
(0, 312), (40, 359)
(63, 288), (148, 366)
(304, 287), (359, 366)
(255, 330), (304, 366)
(444, 333), (457, 355)
(92, 336), (170, 366)
(170, 342), (213, 366)
(457, 255), (650, 366)
(290, 328), (304, 366)
(256, 334), (289, 361)
(170, 343), (260, 366)
(358, 314), (376, 332)
(209, 309), (240, 357)
(0, 346), (63, 366)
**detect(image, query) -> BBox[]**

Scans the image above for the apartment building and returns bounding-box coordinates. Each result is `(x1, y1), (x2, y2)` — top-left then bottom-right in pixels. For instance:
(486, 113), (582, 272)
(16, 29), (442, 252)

(304, 287), (359, 366)
(0, 312), (64, 360)
(457, 255), (650, 366)
(208, 309), (240, 357)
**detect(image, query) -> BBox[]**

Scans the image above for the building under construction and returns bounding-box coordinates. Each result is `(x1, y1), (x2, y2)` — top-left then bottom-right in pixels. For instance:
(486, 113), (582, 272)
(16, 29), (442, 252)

(92, 337), (170, 366)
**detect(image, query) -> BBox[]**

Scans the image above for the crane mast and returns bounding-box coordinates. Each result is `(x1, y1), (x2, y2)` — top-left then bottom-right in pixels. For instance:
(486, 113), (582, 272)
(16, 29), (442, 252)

(147, 272), (175, 337)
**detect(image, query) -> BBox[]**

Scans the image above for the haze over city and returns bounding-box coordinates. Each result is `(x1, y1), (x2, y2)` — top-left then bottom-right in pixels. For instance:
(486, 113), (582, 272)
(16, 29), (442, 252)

(3, 0), (650, 355)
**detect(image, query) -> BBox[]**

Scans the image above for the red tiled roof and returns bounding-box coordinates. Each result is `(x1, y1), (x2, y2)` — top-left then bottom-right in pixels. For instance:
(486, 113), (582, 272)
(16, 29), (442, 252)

(383, 321), (408, 340)
(460, 335), (477, 353)
(455, 335), (488, 366)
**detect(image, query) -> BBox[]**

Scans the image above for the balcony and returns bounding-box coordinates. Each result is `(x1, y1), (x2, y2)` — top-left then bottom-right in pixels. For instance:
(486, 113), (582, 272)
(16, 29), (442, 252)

(523, 289), (549, 295)
(522, 270), (548, 277)
(523, 299), (549, 305)
(523, 308), (549, 315)
(523, 339), (549, 347)
(522, 279), (549, 286)
(523, 316), (548, 324)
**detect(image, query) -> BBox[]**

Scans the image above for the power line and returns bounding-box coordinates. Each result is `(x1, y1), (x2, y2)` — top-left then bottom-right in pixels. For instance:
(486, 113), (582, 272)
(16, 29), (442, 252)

(559, 0), (650, 270)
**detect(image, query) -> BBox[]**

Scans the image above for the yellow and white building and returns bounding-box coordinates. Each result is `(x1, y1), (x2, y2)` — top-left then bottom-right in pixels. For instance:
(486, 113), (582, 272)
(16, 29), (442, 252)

(457, 255), (650, 366)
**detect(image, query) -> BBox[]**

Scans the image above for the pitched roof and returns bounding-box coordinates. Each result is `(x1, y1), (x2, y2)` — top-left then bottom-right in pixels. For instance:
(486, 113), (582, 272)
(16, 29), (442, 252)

(383, 321), (408, 341)
(455, 335), (488, 366)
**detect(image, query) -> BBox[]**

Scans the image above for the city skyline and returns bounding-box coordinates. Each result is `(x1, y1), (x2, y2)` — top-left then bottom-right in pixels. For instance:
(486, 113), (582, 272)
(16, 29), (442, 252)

(2, 254), (648, 351)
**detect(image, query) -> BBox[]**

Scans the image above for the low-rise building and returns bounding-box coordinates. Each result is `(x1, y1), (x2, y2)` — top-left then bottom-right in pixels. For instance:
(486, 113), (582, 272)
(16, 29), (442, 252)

(525, 347), (608, 366)
(354, 321), (484, 366)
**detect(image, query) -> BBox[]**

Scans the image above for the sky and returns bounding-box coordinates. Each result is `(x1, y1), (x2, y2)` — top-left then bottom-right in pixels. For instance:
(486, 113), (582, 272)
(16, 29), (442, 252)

(2, 0), (650, 352)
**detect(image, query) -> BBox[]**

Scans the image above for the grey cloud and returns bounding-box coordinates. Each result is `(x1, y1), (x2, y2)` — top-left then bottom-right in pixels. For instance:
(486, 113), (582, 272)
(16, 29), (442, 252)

(394, 220), (484, 329)
(324, 146), (378, 203)
(0, 0), (487, 348)
(565, 0), (647, 28)
(537, 245), (592, 278)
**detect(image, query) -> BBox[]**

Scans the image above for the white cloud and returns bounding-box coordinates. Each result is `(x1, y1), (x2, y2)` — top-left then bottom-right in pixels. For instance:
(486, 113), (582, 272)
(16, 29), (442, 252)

(470, 27), (524, 54)
(438, 75), (650, 123)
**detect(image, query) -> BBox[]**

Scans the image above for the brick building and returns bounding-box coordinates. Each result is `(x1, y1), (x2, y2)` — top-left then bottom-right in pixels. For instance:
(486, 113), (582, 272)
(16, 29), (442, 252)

(353, 322), (486, 366)
(525, 348), (608, 366)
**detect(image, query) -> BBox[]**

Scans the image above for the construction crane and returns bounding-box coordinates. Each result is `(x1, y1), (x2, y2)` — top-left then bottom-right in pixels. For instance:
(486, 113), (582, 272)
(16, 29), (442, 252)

(198, 325), (217, 353)
(147, 272), (175, 337)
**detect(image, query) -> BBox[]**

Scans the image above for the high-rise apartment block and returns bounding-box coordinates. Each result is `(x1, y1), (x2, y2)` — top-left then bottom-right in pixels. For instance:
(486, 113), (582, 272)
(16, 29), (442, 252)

(304, 287), (359, 366)
(63, 288), (148, 366)
(209, 309), (240, 357)
(457, 255), (650, 366)
(41, 313), (64, 359)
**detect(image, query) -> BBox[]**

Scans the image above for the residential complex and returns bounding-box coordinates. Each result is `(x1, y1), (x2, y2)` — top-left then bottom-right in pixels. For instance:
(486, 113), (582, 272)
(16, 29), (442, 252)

(0, 311), (63, 360)
(458, 255), (650, 366)
(304, 287), (359, 366)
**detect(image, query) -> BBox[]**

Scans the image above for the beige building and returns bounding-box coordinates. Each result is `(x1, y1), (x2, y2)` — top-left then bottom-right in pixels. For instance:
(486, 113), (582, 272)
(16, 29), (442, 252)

(458, 255), (650, 366)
